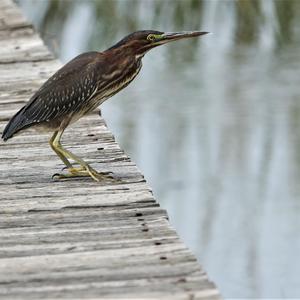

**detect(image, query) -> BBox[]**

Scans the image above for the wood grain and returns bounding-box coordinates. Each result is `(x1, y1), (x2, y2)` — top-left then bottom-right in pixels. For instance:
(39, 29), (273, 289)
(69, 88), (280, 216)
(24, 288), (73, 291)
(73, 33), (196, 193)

(0, 0), (221, 299)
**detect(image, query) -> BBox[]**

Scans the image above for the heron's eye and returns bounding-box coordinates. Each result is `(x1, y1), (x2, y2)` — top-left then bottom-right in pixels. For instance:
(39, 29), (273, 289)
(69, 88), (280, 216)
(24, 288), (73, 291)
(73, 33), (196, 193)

(147, 34), (156, 42)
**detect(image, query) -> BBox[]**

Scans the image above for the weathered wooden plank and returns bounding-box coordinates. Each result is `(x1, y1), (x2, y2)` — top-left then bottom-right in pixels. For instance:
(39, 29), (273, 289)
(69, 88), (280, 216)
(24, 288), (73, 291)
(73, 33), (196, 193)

(0, 34), (53, 63)
(0, 0), (31, 31)
(0, 1), (221, 299)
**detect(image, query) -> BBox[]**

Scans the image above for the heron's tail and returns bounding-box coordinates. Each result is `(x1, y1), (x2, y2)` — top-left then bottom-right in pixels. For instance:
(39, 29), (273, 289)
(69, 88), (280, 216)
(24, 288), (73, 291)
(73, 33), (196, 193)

(2, 108), (27, 141)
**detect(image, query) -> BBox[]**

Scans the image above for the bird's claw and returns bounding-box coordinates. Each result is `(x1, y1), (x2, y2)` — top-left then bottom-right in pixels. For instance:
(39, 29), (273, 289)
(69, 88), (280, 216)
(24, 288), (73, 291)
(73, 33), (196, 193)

(52, 166), (119, 183)
(85, 166), (117, 182)
(52, 173), (61, 180)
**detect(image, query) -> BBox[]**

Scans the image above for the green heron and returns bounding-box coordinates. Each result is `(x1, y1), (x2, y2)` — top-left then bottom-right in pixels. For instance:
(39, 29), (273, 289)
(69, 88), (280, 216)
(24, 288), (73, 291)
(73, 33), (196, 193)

(2, 30), (208, 181)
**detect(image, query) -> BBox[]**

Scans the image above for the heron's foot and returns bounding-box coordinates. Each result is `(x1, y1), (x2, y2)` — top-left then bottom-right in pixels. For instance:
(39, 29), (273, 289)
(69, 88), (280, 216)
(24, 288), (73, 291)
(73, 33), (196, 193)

(53, 166), (117, 182)
(62, 166), (112, 175)
(82, 165), (116, 182)
(69, 166), (113, 176)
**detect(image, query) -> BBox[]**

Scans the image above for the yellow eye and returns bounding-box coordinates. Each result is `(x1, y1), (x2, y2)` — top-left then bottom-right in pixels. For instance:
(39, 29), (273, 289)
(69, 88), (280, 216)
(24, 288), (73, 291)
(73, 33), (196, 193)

(147, 34), (156, 42)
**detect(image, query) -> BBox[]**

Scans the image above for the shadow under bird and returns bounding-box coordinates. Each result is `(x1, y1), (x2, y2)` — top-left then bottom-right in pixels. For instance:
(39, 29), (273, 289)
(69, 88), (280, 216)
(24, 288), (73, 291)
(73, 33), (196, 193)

(2, 30), (208, 181)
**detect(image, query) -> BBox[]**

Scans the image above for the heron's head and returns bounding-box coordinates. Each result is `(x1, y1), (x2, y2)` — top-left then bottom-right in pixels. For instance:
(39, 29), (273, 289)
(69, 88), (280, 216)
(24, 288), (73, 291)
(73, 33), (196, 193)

(108, 30), (209, 56)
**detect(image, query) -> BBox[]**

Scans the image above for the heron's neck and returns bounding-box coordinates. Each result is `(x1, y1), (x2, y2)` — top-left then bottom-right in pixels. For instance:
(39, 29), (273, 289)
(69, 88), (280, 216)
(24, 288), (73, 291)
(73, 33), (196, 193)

(107, 46), (145, 65)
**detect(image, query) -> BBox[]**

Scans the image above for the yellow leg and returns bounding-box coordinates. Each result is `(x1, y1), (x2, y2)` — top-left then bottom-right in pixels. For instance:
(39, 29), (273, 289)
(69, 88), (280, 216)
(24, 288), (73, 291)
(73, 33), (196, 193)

(49, 131), (73, 169)
(50, 130), (115, 182)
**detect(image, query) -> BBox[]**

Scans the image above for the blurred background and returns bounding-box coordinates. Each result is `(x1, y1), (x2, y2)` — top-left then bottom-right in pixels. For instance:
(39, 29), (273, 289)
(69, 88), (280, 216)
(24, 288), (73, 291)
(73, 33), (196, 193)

(17, 0), (300, 298)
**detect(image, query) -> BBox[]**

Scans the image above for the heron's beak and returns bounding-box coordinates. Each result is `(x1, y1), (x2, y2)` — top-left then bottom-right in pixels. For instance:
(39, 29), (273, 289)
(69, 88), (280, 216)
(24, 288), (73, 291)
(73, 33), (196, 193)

(158, 31), (209, 44)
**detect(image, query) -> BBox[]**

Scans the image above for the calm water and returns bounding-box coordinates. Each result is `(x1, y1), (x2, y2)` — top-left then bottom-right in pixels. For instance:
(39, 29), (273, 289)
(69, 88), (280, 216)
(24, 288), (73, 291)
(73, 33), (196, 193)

(18, 0), (300, 298)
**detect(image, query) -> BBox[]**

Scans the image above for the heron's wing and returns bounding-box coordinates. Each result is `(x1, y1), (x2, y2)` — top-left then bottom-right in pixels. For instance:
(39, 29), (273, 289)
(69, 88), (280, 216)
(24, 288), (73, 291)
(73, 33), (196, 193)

(22, 51), (102, 124)
(2, 52), (103, 139)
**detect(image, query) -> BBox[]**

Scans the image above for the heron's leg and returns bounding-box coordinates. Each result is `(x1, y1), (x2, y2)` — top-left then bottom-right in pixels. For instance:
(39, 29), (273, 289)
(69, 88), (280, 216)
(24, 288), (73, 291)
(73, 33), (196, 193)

(49, 131), (73, 169)
(52, 130), (114, 182)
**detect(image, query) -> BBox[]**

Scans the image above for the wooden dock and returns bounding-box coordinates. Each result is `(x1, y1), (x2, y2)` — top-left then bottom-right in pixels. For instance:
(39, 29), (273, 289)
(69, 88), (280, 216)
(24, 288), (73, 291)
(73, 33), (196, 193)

(0, 1), (221, 299)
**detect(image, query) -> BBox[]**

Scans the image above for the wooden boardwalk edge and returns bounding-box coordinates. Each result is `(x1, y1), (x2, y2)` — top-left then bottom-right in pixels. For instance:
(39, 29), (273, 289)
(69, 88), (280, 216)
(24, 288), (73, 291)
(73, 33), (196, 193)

(0, 0), (221, 299)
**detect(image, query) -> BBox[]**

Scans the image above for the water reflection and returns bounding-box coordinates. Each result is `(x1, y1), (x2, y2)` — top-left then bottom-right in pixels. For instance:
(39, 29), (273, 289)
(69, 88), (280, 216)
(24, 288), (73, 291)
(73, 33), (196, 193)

(18, 0), (300, 298)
